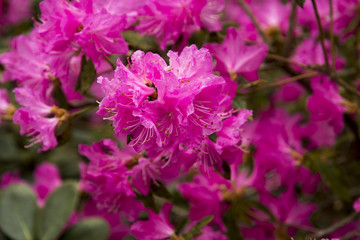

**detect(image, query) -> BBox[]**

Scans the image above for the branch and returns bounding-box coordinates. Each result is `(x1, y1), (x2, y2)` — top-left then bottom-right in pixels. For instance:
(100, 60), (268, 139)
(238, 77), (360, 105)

(329, 0), (336, 73)
(313, 212), (359, 238)
(70, 104), (98, 119)
(240, 71), (321, 94)
(237, 0), (268, 44)
(311, 0), (330, 72)
(282, 0), (297, 57)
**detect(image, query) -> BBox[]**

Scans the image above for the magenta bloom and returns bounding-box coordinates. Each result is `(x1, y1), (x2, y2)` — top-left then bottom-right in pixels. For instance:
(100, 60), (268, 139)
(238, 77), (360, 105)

(33, 163), (62, 206)
(79, 139), (143, 220)
(0, 30), (82, 101)
(130, 157), (163, 195)
(307, 77), (346, 134)
(216, 109), (253, 148)
(205, 27), (268, 81)
(291, 38), (345, 71)
(12, 87), (69, 152)
(136, 0), (224, 49)
(0, 33), (52, 86)
(354, 198), (360, 212)
(82, 199), (131, 240)
(38, 0), (129, 63)
(225, 0), (291, 41)
(193, 226), (227, 240)
(0, 0), (32, 26)
(1, 162), (62, 206)
(179, 171), (230, 230)
(97, 45), (234, 170)
(130, 203), (175, 240)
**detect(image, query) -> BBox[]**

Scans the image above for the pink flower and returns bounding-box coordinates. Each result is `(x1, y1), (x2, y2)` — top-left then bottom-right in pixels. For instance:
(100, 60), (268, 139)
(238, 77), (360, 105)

(193, 226), (227, 240)
(179, 171), (230, 231)
(225, 0), (291, 41)
(307, 77), (346, 134)
(130, 157), (163, 195)
(0, 30), (82, 101)
(1, 162), (62, 206)
(79, 139), (143, 220)
(0, 33), (52, 85)
(12, 87), (69, 152)
(0, 172), (21, 187)
(97, 45), (233, 170)
(33, 163), (62, 206)
(291, 38), (345, 71)
(354, 198), (360, 212)
(136, 0), (224, 49)
(273, 81), (306, 102)
(216, 109), (253, 148)
(205, 27), (268, 81)
(130, 203), (175, 240)
(75, 13), (128, 61)
(38, 0), (129, 63)
(0, 0), (32, 26)
(81, 199), (131, 240)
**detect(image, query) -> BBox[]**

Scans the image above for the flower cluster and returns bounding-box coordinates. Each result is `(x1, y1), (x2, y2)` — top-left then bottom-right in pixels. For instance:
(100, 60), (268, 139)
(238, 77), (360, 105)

(1, 0), (360, 239)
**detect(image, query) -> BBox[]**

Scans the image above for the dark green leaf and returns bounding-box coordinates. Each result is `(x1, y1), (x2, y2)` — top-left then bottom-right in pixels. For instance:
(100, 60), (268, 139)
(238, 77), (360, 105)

(315, 159), (350, 201)
(295, 0), (306, 8)
(151, 181), (172, 200)
(136, 192), (158, 213)
(123, 31), (159, 52)
(0, 232), (11, 240)
(75, 55), (97, 94)
(232, 95), (247, 109)
(223, 206), (243, 240)
(0, 184), (37, 240)
(37, 181), (79, 240)
(52, 79), (69, 109)
(182, 215), (214, 240)
(60, 218), (109, 240)
(247, 200), (278, 223)
(127, 135), (133, 145)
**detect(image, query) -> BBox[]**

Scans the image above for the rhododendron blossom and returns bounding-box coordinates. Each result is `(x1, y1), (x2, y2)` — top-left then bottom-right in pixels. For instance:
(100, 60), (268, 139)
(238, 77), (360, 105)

(1, 0), (360, 239)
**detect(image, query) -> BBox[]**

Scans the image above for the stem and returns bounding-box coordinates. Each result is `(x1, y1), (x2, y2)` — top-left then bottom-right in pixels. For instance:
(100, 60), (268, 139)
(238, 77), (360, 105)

(334, 76), (360, 97)
(329, 0), (336, 73)
(104, 56), (116, 70)
(313, 212), (359, 238)
(237, 0), (268, 44)
(285, 223), (316, 234)
(240, 71), (320, 94)
(70, 104), (98, 119)
(268, 54), (360, 97)
(342, 229), (360, 240)
(267, 54), (308, 69)
(311, 0), (330, 72)
(282, 0), (297, 57)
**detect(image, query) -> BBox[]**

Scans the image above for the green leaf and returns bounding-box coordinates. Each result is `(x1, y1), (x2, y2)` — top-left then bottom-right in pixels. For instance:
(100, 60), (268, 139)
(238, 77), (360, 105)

(247, 200), (278, 223)
(0, 184), (37, 240)
(60, 218), (109, 240)
(52, 79), (69, 109)
(75, 55), (97, 94)
(232, 95), (247, 109)
(0, 232), (11, 240)
(296, 0), (306, 8)
(315, 159), (350, 201)
(151, 181), (172, 200)
(37, 181), (79, 240)
(123, 31), (159, 52)
(182, 215), (214, 240)
(127, 135), (133, 145)
(223, 206), (243, 240)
